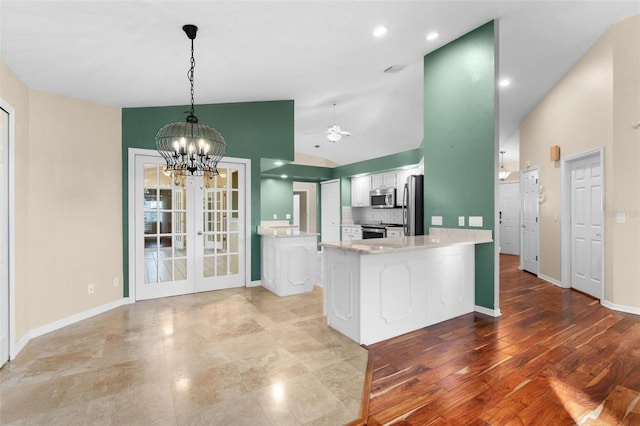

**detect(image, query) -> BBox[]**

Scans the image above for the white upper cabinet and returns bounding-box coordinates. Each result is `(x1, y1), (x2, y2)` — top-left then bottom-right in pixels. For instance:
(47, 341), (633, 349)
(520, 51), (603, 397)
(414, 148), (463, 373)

(351, 176), (371, 207)
(395, 168), (420, 206)
(371, 172), (396, 190)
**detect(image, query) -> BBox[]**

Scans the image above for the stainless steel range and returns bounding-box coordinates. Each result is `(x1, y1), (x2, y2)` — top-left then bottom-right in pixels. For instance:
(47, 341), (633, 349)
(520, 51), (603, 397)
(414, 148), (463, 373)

(360, 223), (403, 239)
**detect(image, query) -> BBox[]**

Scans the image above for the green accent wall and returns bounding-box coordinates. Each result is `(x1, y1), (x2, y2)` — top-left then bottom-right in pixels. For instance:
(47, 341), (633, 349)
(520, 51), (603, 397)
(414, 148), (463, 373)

(333, 148), (422, 178)
(261, 178), (294, 221)
(423, 21), (496, 309)
(122, 100), (294, 296)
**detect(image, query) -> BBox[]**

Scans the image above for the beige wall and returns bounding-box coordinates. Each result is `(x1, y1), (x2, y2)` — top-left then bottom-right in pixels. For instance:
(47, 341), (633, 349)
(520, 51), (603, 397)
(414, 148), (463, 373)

(0, 60), (123, 345)
(520, 15), (639, 309)
(293, 182), (317, 233)
(292, 152), (339, 168)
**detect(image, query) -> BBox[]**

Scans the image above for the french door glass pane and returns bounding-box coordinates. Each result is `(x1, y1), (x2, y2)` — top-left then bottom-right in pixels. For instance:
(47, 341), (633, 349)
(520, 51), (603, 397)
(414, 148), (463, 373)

(201, 167), (241, 277)
(143, 163), (187, 284)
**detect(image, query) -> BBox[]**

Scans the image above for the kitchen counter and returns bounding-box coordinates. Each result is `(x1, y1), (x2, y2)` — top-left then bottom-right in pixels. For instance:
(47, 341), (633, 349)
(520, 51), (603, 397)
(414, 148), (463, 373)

(322, 228), (492, 345)
(321, 229), (492, 254)
(258, 229), (319, 238)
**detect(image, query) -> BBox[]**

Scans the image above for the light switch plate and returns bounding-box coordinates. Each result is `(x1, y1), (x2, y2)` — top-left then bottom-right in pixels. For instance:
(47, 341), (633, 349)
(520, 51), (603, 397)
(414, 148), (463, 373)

(285, 213), (291, 219)
(469, 216), (483, 227)
(616, 212), (626, 223)
(458, 216), (465, 227)
(431, 216), (443, 226)
(273, 214), (277, 219)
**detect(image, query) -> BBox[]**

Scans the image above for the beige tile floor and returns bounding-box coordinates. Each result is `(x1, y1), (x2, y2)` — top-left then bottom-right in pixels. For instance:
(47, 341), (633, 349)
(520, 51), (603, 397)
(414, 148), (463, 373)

(0, 286), (368, 425)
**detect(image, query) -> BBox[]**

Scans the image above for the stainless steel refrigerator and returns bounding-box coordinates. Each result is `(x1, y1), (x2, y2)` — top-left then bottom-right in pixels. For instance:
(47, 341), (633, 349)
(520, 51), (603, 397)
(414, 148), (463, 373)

(402, 174), (424, 236)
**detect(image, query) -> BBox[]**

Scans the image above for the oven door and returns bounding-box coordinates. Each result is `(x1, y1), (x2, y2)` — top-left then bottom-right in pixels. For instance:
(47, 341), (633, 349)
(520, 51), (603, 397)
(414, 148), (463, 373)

(362, 227), (386, 239)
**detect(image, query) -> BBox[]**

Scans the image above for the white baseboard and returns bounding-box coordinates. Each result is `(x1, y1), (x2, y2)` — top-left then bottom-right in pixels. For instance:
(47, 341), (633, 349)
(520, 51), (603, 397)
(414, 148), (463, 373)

(475, 305), (502, 317)
(247, 280), (262, 288)
(602, 300), (640, 316)
(11, 297), (130, 360)
(539, 273), (563, 287)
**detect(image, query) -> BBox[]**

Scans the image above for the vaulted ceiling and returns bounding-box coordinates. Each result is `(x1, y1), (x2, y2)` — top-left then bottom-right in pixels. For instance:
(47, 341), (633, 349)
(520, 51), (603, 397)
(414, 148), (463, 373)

(1, 1), (638, 165)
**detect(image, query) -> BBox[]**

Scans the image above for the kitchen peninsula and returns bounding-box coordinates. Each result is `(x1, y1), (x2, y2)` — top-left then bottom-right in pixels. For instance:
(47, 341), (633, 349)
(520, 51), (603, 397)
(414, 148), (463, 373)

(321, 228), (492, 345)
(258, 222), (319, 297)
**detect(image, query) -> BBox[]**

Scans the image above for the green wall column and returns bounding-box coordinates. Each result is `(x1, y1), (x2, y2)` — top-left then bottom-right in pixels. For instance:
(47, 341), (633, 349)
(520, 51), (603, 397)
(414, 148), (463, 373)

(423, 21), (497, 310)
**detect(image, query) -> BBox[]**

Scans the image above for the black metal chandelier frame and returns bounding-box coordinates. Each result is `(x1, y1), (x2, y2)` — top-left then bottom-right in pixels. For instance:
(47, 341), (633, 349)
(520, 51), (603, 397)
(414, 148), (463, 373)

(155, 25), (226, 179)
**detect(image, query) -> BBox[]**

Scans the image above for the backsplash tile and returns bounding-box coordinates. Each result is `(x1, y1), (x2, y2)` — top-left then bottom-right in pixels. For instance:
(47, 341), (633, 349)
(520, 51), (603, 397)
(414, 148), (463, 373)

(347, 207), (403, 225)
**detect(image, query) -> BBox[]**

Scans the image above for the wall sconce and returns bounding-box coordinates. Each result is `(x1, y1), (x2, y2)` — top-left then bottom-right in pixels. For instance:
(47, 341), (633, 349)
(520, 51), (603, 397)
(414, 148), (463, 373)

(550, 145), (561, 161)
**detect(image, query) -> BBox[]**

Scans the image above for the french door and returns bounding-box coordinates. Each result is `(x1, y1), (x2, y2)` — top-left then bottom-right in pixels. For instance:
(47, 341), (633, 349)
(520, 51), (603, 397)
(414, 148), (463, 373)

(134, 154), (246, 301)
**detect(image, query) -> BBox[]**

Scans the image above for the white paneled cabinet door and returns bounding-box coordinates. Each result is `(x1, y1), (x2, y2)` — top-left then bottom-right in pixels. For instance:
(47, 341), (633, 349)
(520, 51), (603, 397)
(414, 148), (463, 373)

(499, 182), (520, 255)
(351, 176), (370, 207)
(522, 168), (539, 274)
(571, 155), (603, 299)
(135, 155), (246, 300)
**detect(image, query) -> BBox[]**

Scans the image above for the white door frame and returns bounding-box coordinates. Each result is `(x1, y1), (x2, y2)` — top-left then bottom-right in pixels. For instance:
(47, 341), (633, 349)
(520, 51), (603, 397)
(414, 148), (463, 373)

(561, 148), (604, 294)
(0, 98), (16, 361)
(128, 148), (251, 301)
(294, 188), (310, 232)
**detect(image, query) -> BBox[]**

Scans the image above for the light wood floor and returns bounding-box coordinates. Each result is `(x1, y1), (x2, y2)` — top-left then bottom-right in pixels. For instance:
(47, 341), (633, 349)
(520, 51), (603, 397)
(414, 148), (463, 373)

(362, 254), (640, 425)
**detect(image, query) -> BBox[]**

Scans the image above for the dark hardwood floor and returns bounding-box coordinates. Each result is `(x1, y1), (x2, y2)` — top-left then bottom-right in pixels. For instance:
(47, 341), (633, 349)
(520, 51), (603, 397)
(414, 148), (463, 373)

(362, 254), (640, 425)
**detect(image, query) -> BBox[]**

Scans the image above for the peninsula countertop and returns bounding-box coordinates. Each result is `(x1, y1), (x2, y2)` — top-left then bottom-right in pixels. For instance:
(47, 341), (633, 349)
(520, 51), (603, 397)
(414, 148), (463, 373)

(320, 228), (492, 254)
(257, 229), (319, 238)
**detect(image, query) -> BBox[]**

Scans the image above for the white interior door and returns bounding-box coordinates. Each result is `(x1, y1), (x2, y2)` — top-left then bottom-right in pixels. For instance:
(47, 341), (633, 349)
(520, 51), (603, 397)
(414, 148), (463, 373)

(499, 182), (520, 255)
(0, 107), (9, 367)
(292, 194), (300, 227)
(135, 155), (246, 300)
(321, 180), (341, 243)
(522, 168), (539, 274)
(570, 155), (603, 298)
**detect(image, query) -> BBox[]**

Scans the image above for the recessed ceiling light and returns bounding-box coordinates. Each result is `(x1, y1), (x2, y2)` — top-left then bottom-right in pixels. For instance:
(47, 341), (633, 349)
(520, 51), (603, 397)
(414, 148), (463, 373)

(426, 32), (439, 41)
(274, 161), (284, 166)
(499, 78), (511, 88)
(280, 174), (288, 179)
(373, 26), (388, 38)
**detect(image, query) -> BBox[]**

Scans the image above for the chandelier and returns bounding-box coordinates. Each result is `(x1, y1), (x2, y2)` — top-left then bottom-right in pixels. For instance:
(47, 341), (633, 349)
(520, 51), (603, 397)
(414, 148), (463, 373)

(155, 25), (226, 178)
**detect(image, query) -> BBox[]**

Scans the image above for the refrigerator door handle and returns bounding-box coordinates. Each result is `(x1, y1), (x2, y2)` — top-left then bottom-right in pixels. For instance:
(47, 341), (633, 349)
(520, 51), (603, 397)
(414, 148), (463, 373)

(402, 183), (409, 235)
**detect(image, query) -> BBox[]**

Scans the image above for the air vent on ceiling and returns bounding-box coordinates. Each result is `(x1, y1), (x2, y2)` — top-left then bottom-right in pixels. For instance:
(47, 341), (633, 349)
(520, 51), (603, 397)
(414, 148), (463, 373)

(383, 65), (405, 73)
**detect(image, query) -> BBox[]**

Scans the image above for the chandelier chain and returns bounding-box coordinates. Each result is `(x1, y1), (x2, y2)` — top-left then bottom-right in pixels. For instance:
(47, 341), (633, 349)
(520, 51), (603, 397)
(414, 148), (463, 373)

(188, 37), (196, 117)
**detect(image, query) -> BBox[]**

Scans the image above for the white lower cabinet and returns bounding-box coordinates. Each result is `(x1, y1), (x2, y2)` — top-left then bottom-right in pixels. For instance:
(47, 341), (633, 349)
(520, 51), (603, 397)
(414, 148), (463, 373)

(261, 234), (318, 297)
(386, 227), (404, 238)
(342, 225), (363, 241)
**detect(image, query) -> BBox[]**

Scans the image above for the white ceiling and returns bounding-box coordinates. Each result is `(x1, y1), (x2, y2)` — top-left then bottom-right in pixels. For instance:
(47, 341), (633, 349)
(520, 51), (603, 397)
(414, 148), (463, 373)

(1, 1), (638, 165)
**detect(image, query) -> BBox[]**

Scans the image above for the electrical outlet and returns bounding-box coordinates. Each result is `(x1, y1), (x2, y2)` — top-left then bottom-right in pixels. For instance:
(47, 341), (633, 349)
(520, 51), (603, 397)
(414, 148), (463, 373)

(285, 213), (291, 219)
(114, 277), (119, 287)
(273, 214), (277, 219)
(458, 216), (465, 227)
(88, 284), (95, 295)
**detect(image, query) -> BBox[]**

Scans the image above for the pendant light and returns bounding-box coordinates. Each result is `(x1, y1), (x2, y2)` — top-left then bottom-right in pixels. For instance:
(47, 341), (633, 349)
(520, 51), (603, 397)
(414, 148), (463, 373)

(499, 150), (511, 181)
(155, 25), (226, 178)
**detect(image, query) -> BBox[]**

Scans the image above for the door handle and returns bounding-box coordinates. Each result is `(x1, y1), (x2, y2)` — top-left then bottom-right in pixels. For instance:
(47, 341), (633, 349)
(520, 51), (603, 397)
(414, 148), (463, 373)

(197, 231), (203, 236)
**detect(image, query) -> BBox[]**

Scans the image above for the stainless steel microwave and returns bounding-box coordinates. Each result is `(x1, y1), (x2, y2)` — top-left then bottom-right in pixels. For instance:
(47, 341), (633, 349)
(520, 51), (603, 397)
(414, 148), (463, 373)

(370, 188), (396, 209)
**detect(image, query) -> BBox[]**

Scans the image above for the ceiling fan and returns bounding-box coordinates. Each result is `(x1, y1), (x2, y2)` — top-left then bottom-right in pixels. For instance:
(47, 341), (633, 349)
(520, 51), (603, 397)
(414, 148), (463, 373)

(325, 103), (351, 142)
